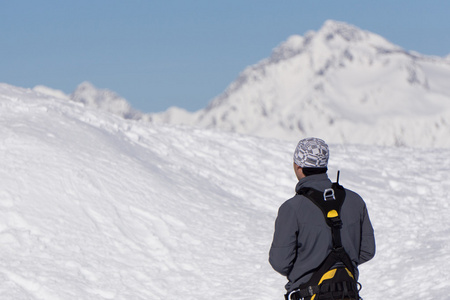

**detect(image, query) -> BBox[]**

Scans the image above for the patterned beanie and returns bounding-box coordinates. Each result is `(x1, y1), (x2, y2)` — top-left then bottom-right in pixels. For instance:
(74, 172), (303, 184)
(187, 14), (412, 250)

(293, 137), (329, 168)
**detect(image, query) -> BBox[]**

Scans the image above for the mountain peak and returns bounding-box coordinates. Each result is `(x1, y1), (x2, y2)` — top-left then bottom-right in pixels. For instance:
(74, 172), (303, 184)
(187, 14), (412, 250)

(268, 20), (363, 62)
(312, 19), (400, 53)
(268, 20), (399, 66)
(318, 20), (364, 41)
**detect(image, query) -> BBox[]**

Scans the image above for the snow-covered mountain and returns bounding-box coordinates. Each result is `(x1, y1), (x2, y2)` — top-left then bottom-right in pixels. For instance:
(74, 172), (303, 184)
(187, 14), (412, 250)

(34, 81), (144, 120)
(1, 82), (450, 299)
(25, 20), (450, 148)
(149, 20), (450, 148)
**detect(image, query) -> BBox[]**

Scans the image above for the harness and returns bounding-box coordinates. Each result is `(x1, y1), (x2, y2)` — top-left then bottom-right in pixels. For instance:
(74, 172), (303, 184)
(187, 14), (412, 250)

(286, 172), (361, 300)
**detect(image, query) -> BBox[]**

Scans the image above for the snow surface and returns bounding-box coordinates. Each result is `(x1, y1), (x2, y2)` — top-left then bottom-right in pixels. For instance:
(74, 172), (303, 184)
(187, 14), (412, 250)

(1, 82), (450, 299)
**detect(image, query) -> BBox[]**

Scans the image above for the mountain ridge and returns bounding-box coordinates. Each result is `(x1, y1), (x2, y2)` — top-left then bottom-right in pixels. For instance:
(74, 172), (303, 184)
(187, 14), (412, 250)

(8, 20), (450, 148)
(147, 20), (450, 147)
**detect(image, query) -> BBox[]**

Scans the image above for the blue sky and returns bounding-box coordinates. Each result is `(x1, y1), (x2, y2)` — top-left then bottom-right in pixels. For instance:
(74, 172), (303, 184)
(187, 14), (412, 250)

(1, 1), (449, 113)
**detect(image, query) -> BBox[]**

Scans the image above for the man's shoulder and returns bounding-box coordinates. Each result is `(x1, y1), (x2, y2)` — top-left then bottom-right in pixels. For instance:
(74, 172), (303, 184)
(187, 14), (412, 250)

(343, 187), (364, 202)
(342, 187), (368, 212)
(279, 193), (320, 215)
(279, 193), (306, 210)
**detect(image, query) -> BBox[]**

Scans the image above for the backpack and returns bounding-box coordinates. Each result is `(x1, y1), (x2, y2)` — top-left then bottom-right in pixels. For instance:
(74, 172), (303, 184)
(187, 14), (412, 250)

(286, 172), (362, 300)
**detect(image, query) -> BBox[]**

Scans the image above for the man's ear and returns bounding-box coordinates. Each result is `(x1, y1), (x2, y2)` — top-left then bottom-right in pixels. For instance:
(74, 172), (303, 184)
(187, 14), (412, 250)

(293, 163), (305, 180)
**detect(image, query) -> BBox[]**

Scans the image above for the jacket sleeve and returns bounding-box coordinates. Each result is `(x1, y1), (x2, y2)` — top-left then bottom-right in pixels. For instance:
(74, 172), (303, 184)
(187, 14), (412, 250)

(269, 201), (298, 276)
(359, 204), (376, 264)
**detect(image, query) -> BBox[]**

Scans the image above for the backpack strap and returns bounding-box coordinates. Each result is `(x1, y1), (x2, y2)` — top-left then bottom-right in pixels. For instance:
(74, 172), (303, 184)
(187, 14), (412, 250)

(297, 180), (356, 277)
(297, 182), (346, 249)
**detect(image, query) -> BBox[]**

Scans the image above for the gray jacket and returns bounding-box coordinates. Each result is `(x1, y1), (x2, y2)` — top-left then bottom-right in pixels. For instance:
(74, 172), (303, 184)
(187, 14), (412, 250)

(269, 173), (375, 292)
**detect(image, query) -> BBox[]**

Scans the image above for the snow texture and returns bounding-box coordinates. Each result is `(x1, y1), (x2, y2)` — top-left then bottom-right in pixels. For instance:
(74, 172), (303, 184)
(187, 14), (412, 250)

(1, 82), (449, 299)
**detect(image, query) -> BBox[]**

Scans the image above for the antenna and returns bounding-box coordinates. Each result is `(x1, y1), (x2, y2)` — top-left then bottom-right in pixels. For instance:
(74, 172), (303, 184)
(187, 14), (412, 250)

(336, 170), (340, 184)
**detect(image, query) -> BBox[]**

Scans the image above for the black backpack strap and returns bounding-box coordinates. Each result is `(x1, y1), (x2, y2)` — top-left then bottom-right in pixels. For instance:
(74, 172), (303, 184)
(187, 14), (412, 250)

(298, 182), (346, 249)
(297, 182), (356, 275)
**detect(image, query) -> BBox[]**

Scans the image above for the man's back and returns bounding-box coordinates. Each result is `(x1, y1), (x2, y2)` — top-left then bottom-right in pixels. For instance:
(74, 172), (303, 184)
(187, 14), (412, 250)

(268, 137), (375, 298)
(269, 173), (375, 291)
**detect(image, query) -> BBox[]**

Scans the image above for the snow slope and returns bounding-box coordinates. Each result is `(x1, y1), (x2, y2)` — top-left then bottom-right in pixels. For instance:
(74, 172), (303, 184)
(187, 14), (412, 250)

(1, 82), (450, 299)
(148, 20), (450, 148)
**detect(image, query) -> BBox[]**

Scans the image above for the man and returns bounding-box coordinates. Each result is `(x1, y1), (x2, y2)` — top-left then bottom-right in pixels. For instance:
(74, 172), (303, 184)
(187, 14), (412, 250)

(269, 137), (375, 298)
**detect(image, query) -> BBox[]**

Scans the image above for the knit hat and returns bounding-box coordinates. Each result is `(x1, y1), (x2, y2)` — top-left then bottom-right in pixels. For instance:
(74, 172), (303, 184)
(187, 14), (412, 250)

(293, 137), (329, 168)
